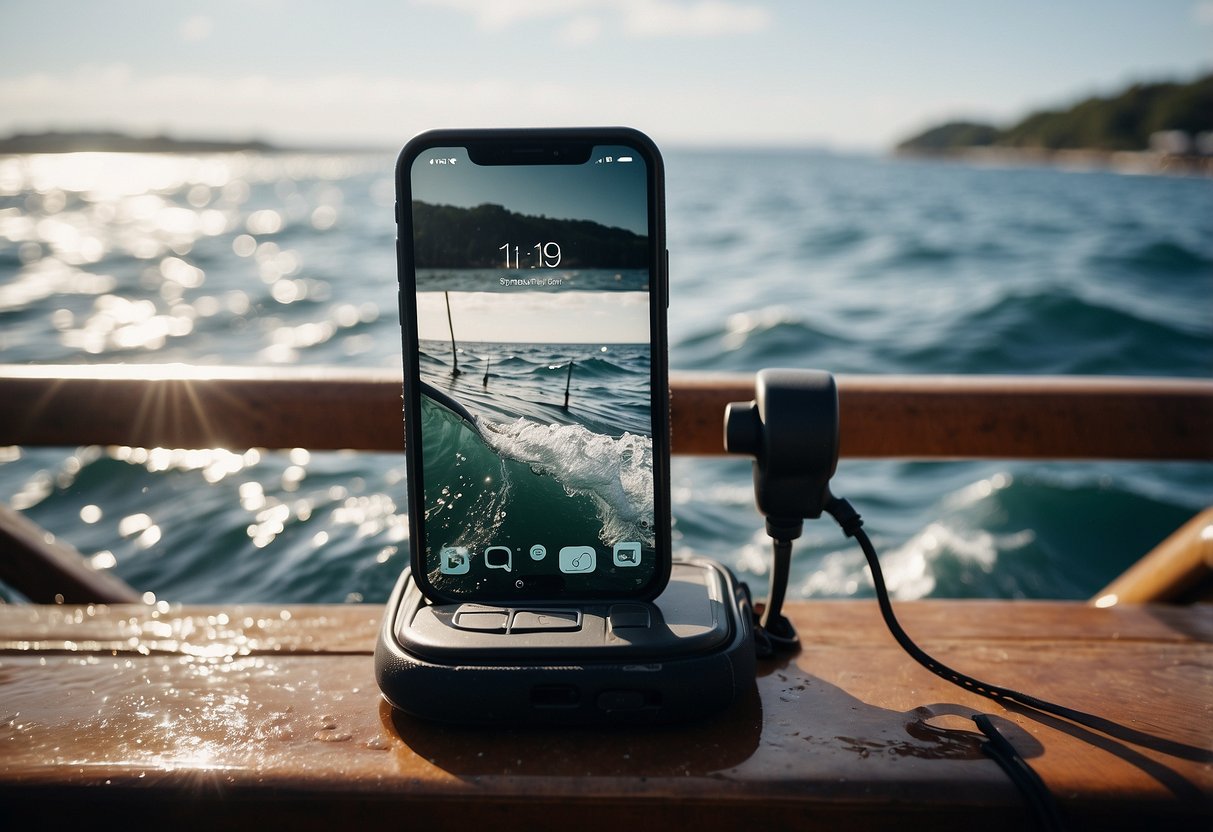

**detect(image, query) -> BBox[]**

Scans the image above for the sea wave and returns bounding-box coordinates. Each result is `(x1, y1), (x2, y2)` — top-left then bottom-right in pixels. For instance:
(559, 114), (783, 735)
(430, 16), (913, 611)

(1094, 239), (1213, 275)
(900, 286), (1212, 375)
(481, 417), (655, 547)
(675, 305), (853, 369)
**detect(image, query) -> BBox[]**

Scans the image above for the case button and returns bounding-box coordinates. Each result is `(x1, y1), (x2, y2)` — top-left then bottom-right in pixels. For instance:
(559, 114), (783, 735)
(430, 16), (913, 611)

(511, 609), (581, 632)
(608, 604), (651, 629)
(597, 690), (648, 711)
(452, 606), (508, 632)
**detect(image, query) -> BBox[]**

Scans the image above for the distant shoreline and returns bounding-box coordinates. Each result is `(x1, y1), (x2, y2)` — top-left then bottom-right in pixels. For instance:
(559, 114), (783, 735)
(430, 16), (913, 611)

(894, 145), (1212, 178)
(892, 73), (1212, 179)
(0, 130), (389, 155)
(6, 129), (1210, 178)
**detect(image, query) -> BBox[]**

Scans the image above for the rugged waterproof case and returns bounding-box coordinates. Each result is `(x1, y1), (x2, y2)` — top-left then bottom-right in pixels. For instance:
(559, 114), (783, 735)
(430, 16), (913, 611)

(375, 557), (755, 725)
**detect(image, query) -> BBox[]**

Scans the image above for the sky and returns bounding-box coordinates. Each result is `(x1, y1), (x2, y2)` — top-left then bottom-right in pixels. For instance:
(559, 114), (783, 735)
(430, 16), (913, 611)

(0, 0), (1210, 151)
(417, 291), (650, 344)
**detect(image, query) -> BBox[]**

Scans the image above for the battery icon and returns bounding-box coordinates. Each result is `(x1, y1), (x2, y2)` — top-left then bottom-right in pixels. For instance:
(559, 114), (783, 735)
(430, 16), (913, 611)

(617, 156), (634, 163)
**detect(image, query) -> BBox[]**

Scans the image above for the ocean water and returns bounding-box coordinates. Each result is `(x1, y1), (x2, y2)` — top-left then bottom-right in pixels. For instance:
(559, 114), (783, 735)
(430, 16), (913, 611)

(417, 339), (652, 436)
(0, 149), (1210, 604)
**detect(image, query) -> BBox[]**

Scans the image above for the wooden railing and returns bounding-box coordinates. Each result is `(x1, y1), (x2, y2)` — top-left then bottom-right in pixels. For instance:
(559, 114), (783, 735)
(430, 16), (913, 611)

(2, 365), (1210, 460)
(2, 365), (1210, 605)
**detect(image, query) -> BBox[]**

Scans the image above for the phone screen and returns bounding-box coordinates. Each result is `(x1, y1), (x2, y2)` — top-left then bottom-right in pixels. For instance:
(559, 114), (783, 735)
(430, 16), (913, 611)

(398, 130), (668, 602)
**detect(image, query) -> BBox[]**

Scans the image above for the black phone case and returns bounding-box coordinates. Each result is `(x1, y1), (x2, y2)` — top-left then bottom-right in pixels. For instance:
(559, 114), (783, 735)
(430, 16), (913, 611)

(375, 557), (755, 725)
(395, 127), (671, 606)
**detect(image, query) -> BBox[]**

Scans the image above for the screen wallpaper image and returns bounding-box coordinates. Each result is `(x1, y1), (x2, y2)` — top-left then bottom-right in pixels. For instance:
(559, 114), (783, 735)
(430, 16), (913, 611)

(409, 145), (656, 596)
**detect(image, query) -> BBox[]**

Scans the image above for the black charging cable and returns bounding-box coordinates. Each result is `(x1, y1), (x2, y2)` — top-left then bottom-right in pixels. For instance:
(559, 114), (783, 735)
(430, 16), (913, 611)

(822, 494), (1068, 831)
(825, 495), (1104, 731)
(726, 370), (1076, 829)
(753, 496), (1068, 829)
(755, 518), (802, 654)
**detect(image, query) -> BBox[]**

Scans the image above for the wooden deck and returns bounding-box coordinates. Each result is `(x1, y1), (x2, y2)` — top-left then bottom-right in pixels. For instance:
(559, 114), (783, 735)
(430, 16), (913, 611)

(1, 599), (1210, 829)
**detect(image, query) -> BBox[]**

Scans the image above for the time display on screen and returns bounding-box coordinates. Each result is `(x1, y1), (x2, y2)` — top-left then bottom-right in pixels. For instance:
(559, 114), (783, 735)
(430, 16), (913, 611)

(499, 242), (562, 269)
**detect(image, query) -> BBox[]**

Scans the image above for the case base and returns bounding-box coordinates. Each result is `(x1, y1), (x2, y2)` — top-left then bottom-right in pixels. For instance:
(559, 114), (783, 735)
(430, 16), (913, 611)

(375, 557), (756, 725)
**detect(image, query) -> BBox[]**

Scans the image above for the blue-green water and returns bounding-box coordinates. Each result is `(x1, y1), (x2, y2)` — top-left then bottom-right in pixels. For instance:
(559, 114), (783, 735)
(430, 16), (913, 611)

(0, 149), (1210, 604)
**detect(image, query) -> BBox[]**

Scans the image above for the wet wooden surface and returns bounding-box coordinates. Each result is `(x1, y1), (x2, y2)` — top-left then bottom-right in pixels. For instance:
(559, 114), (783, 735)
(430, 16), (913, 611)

(3, 365), (1211, 460)
(1, 600), (1210, 829)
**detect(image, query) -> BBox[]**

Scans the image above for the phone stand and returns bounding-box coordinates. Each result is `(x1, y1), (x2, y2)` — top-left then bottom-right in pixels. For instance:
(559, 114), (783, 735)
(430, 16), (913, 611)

(375, 557), (756, 725)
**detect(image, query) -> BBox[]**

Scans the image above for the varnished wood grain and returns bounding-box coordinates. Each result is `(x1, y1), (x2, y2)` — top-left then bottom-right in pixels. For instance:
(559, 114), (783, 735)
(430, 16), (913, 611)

(2, 365), (1210, 459)
(1095, 507), (1213, 604)
(0, 502), (141, 604)
(1, 601), (1209, 830)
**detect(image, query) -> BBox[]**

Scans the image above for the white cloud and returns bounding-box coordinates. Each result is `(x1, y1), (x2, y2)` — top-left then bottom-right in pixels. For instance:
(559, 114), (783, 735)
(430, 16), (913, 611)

(620, 0), (770, 38)
(559, 16), (605, 46)
(413, 0), (597, 29)
(414, 0), (770, 38)
(180, 15), (214, 42)
(1195, 0), (1213, 25)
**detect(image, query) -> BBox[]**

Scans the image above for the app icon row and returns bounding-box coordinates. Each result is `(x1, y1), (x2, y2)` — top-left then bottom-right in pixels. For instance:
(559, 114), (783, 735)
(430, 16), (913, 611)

(439, 543), (642, 575)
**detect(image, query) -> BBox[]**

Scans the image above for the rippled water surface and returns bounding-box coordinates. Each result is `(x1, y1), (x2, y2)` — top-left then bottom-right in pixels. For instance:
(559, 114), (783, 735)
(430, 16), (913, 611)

(1, 149), (1210, 603)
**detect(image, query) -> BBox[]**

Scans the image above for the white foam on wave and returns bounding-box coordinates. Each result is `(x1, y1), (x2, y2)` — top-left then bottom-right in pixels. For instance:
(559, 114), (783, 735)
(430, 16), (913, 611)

(480, 417), (655, 546)
(796, 522), (1036, 600)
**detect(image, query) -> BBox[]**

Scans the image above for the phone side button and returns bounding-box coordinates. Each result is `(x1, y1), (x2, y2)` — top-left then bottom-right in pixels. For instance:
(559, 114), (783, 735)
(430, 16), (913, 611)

(511, 610), (581, 632)
(663, 249), (669, 309)
(451, 609), (509, 632)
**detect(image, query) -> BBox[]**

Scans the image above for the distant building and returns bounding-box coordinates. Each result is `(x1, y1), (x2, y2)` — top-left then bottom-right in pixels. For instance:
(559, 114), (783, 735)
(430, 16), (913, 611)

(1149, 130), (1192, 155)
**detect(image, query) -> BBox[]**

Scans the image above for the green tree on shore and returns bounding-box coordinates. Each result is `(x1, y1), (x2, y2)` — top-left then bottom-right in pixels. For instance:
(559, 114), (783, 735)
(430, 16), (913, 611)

(898, 73), (1213, 152)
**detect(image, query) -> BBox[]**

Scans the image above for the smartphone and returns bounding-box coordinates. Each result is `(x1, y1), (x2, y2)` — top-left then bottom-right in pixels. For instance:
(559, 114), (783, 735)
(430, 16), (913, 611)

(396, 128), (670, 604)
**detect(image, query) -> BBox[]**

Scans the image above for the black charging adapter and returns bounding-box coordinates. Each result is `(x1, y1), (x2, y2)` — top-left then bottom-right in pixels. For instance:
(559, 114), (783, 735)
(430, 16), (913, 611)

(724, 369), (838, 649)
(724, 369), (839, 527)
